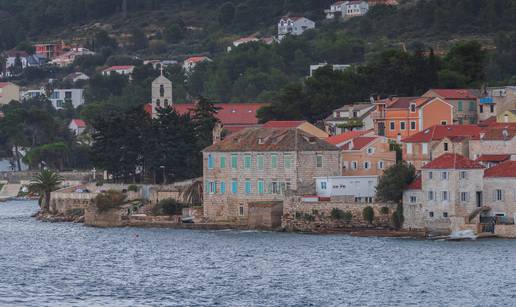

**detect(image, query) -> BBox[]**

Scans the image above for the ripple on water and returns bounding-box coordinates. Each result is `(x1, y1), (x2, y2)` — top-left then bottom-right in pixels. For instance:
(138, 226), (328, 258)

(1, 201), (516, 307)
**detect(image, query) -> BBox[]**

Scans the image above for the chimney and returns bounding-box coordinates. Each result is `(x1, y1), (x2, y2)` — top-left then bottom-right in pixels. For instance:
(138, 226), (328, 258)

(212, 122), (223, 144)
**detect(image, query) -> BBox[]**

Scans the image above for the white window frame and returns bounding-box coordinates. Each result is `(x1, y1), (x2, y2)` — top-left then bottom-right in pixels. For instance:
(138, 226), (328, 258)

(400, 121), (406, 130)
(377, 160), (384, 169)
(389, 121), (395, 131)
(428, 171), (433, 179)
(422, 143), (428, 155)
(460, 192), (468, 202)
(442, 191), (449, 201)
(459, 171), (467, 180)
(351, 161), (358, 170)
(428, 190), (434, 201)
(410, 195), (417, 203)
(441, 172), (448, 180)
(364, 161), (371, 169)
(410, 121), (417, 130)
(406, 143), (413, 155)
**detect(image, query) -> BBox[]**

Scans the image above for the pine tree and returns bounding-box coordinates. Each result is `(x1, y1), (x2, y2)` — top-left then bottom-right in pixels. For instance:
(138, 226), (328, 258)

(191, 97), (221, 150)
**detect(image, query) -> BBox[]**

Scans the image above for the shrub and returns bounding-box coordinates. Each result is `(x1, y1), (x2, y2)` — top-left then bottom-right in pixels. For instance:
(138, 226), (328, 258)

(342, 211), (353, 222)
(392, 203), (404, 229)
(312, 209), (319, 215)
(380, 207), (390, 215)
(127, 185), (138, 192)
(331, 208), (345, 220)
(154, 198), (184, 216)
(303, 213), (315, 222)
(363, 206), (375, 224)
(295, 211), (303, 219)
(96, 179), (104, 187)
(94, 190), (127, 212)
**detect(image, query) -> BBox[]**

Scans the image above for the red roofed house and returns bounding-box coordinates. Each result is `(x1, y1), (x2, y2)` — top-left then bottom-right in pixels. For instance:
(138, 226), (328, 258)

(263, 121), (329, 139)
(372, 96), (453, 141)
(423, 89), (480, 124)
(68, 119), (86, 135)
(401, 124), (482, 170)
(468, 124), (516, 161)
(326, 129), (374, 147)
(483, 160), (516, 227)
(228, 36), (260, 52)
(101, 65), (135, 77)
(336, 134), (395, 176)
(182, 56), (212, 73)
(403, 153), (485, 234)
(0, 82), (20, 105)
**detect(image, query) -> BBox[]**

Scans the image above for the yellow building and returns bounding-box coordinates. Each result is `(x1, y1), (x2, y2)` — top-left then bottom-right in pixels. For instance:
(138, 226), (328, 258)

(0, 82), (20, 105)
(497, 110), (516, 123)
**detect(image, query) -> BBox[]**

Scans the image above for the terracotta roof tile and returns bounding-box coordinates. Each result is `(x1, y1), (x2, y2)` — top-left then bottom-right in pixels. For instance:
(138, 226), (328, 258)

(428, 89), (479, 100)
(477, 154), (511, 162)
(343, 136), (379, 150)
(407, 177), (421, 190)
(327, 130), (372, 146)
(71, 119), (86, 128)
(402, 125), (481, 143)
(422, 153), (484, 169)
(484, 160), (516, 177)
(263, 121), (306, 128)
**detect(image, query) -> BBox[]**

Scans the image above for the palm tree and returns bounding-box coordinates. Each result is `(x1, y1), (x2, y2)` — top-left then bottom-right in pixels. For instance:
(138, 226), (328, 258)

(181, 179), (203, 206)
(29, 169), (64, 213)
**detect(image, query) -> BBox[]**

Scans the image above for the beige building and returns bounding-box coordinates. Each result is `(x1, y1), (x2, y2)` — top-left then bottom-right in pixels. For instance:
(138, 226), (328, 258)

(151, 71), (173, 118)
(423, 89), (479, 124)
(0, 82), (20, 105)
(478, 86), (516, 122)
(202, 127), (341, 224)
(340, 135), (396, 176)
(262, 120), (328, 139)
(324, 103), (375, 135)
(483, 160), (516, 223)
(468, 125), (516, 160)
(403, 153), (485, 234)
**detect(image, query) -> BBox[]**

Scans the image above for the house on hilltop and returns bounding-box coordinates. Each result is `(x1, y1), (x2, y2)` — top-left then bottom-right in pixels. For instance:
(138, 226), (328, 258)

(277, 17), (315, 40)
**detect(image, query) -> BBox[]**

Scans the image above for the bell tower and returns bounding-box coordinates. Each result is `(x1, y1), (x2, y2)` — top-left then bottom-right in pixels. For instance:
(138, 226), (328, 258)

(151, 65), (173, 118)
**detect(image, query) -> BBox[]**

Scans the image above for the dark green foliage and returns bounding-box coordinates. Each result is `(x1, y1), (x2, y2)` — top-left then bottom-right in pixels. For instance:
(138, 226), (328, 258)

(362, 206), (374, 224)
(127, 185), (138, 192)
(380, 207), (390, 215)
(331, 208), (353, 222)
(154, 198), (185, 216)
(29, 169), (64, 212)
(375, 162), (416, 204)
(303, 213), (315, 222)
(191, 97), (221, 150)
(218, 2), (236, 26)
(392, 203), (404, 229)
(94, 190), (127, 213)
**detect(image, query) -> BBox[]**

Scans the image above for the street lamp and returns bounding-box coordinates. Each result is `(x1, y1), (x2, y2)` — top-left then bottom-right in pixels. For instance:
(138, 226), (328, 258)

(160, 165), (166, 185)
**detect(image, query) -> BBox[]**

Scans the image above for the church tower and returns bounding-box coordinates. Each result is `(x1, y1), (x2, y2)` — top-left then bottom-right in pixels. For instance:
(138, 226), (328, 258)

(151, 66), (173, 118)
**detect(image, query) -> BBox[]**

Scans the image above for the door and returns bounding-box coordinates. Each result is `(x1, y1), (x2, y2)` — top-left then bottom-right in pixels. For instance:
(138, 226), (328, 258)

(476, 191), (483, 208)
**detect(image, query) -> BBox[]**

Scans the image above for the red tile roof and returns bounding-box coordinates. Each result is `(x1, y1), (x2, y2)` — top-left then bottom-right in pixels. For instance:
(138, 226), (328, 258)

(428, 89), (478, 100)
(484, 160), (516, 178)
(326, 130), (372, 146)
(480, 125), (516, 140)
(422, 153), (484, 169)
(263, 121), (306, 128)
(477, 154), (511, 162)
(103, 65), (134, 72)
(71, 119), (86, 128)
(402, 125), (481, 143)
(407, 177), (421, 190)
(0, 82), (11, 88)
(342, 136), (379, 150)
(185, 56), (210, 64)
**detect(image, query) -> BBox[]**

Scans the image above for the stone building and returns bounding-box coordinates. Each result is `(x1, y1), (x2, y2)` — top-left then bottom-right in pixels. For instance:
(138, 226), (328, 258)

(324, 103), (375, 135)
(403, 153), (485, 234)
(339, 135), (396, 176)
(468, 124), (516, 160)
(478, 86), (516, 122)
(0, 82), (20, 105)
(423, 89), (480, 124)
(202, 127), (341, 224)
(151, 70), (173, 118)
(483, 160), (516, 223)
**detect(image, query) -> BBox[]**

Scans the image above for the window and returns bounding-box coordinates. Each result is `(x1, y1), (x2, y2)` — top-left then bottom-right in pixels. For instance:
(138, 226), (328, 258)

(351, 161), (358, 169)
(51, 91), (60, 99)
(410, 195), (417, 203)
(441, 172), (448, 180)
(443, 212), (448, 218)
(400, 122), (406, 130)
(208, 181), (216, 194)
(494, 189), (504, 201)
(428, 191), (434, 201)
(441, 121), (447, 125)
(231, 179), (238, 194)
(220, 181), (226, 194)
(65, 91), (72, 100)
(220, 156), (226, 168)
(389, 121), (395, 130)
(406, 143), (413, 155)
(245, 179), (251, 194)
(460, 192), (468, 202)
(410, 103), (416, 112)
(410, 121), (416, 130)
(443, 142), (449, 151)
(257, 154), (264, 170)
(442, 191), (448, 201)
(479, 105), (484, 113)
(159, 84), (165, 97)
(377, 161), (384, 169)
(207, 154), (214, 169)
(422, 143), (428, 155)
(271, 154), (277, 169)
(364, 161), (370, 169)
(429, 212), (434, 217)
(258, 180), (264, 194)
(428, 171), (433, 179)
(321, 181), (327, 190)
(367, 147), (374, 155)
(459, 171), (467, 179)
(458, 101), (463, 111)
(239, 205), (244, 217)
(156, 99), (160, 107)
(56, 100), (64, 108)
(469, 101), (476, 111)
(284, 154), (293, 168)
(490, 104), (495, 113)
(164, 99), (169, 107)
(316, 155), (323, 168)
(231, 154), (238, 169)
(244, 154), (252, 169)
(353, 111), (358, 117)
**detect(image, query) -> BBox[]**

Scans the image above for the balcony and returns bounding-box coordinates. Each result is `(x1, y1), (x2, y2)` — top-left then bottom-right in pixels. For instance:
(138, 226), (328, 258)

(371, 111), (386, 121)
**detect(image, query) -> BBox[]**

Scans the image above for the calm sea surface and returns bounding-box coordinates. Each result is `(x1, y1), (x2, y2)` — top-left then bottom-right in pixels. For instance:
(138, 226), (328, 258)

(1, 201), (515, 307)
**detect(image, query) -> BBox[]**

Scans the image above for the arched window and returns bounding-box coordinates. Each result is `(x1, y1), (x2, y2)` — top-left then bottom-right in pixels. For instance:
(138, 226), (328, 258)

(164, 99), (169, 107)
(156, 99), (160, 107)
(160, 84), (165, 97)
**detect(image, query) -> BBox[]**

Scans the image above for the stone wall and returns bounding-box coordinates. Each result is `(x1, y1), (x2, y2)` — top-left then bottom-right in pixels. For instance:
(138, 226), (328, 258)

(494, 225), (516, 238)
(84, 205), (130, 227)
(282, 196), (397, 232)
(248, 201), (283, 229)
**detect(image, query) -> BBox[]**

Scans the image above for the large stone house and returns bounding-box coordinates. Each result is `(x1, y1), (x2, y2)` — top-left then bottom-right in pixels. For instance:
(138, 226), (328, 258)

(202, 127), (341, 224)
(277, 17), (315, 40)
(403, 153), (485, 234)
(468, 124), (516, 160)
(371, 96), (453, 142)
(325, 1), (369, 19)
(478, 86), (516, 122)
(22, 88), (85, 109)
(422, 89), (480, 124)
(324, 103), (375, 135)
(0, 82), (20, 105)
(262, 121), (329, 139)
(483, 160), (516, 223)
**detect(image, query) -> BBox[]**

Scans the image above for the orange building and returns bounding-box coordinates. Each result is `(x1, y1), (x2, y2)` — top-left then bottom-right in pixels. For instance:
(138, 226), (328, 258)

(339, 136), (396, 176)
(372, 96), (453, 142)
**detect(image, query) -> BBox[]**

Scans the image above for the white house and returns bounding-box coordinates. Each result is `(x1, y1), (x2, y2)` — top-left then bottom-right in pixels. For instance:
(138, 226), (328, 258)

(325, 1), (347, 19)
(22, 88), (85, 109)
(227, 36), (260, 52)
(277, 17), (315, 40)
(344, 1), (369, 17)
(2, 50), (45, 77)
(63, 72), (90, 83)
(182, 56), (212, 73)
(315, 176), (378, 202)
(101, 65), (135, 77)
(68, 119), (86, 135)
(309, 63), (351, 77)
(49, 48), (95, 67)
